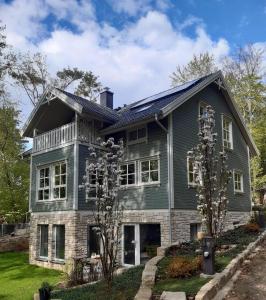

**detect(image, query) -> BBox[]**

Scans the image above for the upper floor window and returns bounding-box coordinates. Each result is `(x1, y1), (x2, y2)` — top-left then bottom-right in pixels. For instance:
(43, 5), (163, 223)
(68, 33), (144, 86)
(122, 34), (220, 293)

(127, 127), (147, 145)
(120, 162), (136, 186)
(199, 102), (208, 118)
(234, 171), (244, 193)
(37, 161), (67, 201)
(187, 157), (196, 186)
(87, 171), (97, 199)
(140, 159), (159, 184)
(222, 116), (233, 150)
(38, 167), (50, 201)
(53, 162), (67, 199)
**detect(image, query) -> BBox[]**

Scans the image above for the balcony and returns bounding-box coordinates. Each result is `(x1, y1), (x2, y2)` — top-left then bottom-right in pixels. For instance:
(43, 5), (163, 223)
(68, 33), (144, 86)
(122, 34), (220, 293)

(32, 120), (97, 153)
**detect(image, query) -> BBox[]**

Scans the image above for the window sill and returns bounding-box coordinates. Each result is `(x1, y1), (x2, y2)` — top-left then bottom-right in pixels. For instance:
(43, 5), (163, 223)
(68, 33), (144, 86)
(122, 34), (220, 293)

(51, 259), (65, 265)
(234, 191), (244, 195)
(224, 147), (233, 152)
(36, 257), (48, 262)
(188, 184), (198, 189)
(139, 182), (160, 188)
(127, 139), (147, 146)
(36, 199), (67, 203)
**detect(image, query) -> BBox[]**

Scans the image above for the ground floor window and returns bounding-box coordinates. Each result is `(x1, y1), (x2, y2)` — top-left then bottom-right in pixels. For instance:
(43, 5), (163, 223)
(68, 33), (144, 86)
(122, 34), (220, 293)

(190, 223), (201, 241)
(87, 225), (101, 257)
(53, 225), (65, 260)
(39, 225), (48, 258)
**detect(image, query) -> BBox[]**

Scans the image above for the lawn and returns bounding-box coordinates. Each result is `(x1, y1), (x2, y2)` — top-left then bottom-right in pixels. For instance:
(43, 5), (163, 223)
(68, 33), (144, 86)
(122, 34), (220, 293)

(0, 252), (63, 300)
(52, 265), (144, 300)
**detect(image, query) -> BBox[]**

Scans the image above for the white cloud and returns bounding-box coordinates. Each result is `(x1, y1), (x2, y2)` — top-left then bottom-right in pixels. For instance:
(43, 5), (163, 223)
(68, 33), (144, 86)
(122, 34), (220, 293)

(0, 0), (230, 119)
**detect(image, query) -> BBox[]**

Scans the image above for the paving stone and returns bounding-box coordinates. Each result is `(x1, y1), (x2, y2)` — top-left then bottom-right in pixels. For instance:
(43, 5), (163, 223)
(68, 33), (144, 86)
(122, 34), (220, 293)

(160, 291), (186, 300)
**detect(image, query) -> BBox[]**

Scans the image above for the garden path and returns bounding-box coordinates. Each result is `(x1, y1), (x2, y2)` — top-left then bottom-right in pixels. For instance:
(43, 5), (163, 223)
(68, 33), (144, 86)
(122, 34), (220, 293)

(225, 239), (266, 300)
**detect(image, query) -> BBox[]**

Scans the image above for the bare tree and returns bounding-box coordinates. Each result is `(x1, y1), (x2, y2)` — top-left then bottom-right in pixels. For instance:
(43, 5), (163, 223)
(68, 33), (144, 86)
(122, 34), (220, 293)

(188, 106), (231, 237)
(81, 137), (124, 288)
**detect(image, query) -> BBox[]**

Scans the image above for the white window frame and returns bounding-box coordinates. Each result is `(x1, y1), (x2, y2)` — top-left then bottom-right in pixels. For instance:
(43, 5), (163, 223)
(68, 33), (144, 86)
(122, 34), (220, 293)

(38, 224), (49, 259)
(120, 161), (137, 187)
(139, 157), (160, 185)
(53, 224), (65, 262)
(198, 101), (208, 118)
(37, 167), (50, 201)
(36, 160), (67, 202)
(86, 169), (97, 200)
(127, 126), (147, 145)
(233, 170), (244, 194)
(187, 157), (197, 187)
(53, 161), (67, 200)
(222, 115), (233, 150)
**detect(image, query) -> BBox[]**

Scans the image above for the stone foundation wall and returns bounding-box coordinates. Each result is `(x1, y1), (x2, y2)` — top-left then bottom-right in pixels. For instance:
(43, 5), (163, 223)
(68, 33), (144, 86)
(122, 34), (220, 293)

(29, 209), (251, 270)
(171, 210), (251, 243)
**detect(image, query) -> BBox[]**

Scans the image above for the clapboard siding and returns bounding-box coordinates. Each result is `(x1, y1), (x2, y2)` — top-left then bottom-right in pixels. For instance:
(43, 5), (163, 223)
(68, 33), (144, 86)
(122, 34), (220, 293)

(78, 121), (169, 210)
(172, 83), (251, 212)
(31, 145), (75, 212)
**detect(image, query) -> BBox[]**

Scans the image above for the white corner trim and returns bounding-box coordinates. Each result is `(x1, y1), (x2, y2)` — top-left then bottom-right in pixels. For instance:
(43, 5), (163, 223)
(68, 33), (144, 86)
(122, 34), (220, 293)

(169, 113), (174, 209)
(29, 156), (33, 213)
(247, 145), (252, 208)
(73, 141), (79, 210)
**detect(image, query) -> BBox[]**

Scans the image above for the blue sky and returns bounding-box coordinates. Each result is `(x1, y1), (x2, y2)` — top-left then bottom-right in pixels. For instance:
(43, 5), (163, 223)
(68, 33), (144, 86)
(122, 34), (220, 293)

(0, 0), (266, 121)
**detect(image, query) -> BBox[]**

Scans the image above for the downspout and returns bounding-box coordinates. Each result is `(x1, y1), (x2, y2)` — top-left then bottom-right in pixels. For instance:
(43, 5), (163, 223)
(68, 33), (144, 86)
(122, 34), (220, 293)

(155, 113), (172, 245)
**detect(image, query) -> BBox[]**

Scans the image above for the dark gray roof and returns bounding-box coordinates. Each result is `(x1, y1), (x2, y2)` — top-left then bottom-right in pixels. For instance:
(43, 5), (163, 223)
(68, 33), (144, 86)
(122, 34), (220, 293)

(57, 89), (119, 122)
(104, 75), (209, 131)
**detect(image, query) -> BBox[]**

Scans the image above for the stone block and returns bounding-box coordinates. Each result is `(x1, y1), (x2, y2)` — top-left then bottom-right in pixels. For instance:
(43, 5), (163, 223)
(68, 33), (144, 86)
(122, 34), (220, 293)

(160, 291), (186, 300)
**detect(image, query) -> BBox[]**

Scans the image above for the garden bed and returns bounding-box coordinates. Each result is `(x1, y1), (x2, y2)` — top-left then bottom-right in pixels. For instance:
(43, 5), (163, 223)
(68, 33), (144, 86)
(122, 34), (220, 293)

(52, 265), (144, 300)
(152, 224), (261, 299)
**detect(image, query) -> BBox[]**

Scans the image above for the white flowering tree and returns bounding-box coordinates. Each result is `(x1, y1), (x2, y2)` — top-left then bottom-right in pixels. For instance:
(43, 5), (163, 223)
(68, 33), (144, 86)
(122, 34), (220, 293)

(188, 106), (231, 238)
(82, 137), (124, 288)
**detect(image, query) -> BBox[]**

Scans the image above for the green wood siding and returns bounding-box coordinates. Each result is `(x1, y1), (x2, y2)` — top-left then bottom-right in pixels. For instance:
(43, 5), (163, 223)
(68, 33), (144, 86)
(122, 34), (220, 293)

(172, 83), (251, 212)
(78, 121), (169, 210)
(30, 145), (74, 212)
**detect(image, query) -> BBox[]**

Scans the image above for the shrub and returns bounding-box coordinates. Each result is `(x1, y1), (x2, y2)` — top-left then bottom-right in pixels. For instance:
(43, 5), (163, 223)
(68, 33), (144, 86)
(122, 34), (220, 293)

(145, 245), (159, 258)
(166, 256), (202, 278)
(243, 223), (260, 233)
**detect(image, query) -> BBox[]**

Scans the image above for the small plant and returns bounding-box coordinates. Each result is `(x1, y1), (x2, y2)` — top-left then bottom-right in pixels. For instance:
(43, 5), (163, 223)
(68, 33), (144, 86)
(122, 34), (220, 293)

(167, 256), (202, 278)
(145, 245), (159, 258)
(243, 223), (260, 233)
(39, 282), (52, 300)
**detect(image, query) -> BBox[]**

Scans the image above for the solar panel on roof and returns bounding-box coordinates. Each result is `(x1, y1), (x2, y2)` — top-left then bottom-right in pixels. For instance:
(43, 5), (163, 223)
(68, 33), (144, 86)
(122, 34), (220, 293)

(131, 78), (198, 109)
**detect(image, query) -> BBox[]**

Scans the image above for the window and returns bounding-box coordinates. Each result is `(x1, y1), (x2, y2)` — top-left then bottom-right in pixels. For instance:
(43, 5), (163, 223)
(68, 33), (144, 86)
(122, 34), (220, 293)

(87, 170), (97, 199)
(128, 127), (147, 144)
(187, 157), (196, 186)
(38, 167), (50, 200)
(53, 162), (67, 199)
(87, 225), (101, 257)
(120, 163), (136, 186)
(37, 161), (67, 201)
(53, 225), (65, 260)
(190, 223), (201, 241)
(222, 116), (233, 150)
(234, 171), (244, 193)
(199, 102), (208, 118)
(39, 225), (48, 258)
(140, 159), (159, 184)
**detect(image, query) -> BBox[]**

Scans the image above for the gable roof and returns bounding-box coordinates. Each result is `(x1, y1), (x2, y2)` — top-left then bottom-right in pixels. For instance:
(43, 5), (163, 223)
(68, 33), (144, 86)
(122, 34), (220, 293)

(22, 71), (258, 156)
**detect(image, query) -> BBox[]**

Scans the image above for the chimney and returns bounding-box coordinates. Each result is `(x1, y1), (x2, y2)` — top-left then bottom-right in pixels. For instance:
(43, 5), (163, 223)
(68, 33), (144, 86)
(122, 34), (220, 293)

(100, 87), (113, 109)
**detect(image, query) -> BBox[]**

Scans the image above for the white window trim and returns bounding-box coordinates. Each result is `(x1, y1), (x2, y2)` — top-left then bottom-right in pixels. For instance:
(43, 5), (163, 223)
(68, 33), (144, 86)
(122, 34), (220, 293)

(53, 161), (67, 201)
(139, 157), (160, 186)
(85, 169), (97, 201)
(37, 167), (50, 201)
(120, 161), (137, 187)
(36, 160), (68, 202)
(127, 125), (147, 145)
(39, 224), (48, 259)
(233, 170), (244, 194)
(53, 225), (65, 262)
(198, 101), (208, 118)
(187, 156), (197, 187)
(222, 114), (233, 151)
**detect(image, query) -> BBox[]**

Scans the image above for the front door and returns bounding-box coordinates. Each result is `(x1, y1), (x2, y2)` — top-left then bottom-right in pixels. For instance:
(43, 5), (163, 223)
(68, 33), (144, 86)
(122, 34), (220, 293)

(123, 224), (140, 266)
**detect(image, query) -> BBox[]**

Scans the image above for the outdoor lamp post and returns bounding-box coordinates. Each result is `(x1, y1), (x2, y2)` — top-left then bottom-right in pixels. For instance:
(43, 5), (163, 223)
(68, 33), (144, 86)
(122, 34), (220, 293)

(202, 236), (215, 275)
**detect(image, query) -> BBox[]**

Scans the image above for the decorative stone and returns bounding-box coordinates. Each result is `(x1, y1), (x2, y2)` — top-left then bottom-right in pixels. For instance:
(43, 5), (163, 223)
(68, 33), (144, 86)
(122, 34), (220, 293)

(160, 291), (186, 300)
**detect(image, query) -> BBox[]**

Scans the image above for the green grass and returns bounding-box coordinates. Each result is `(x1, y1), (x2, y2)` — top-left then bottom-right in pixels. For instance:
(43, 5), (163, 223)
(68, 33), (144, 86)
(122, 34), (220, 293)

(0, 251), (63, 300)
(153, 276), (210, 296)
(52, 265), (144, 300)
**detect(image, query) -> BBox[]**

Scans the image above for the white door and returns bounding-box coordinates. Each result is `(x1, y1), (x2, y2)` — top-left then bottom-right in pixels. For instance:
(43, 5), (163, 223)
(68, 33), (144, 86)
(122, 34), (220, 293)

(122, 224), (140, 266)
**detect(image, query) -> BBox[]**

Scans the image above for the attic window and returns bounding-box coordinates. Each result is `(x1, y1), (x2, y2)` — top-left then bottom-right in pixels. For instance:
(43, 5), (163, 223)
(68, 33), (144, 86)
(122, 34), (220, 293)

(127, 126), (147, 145)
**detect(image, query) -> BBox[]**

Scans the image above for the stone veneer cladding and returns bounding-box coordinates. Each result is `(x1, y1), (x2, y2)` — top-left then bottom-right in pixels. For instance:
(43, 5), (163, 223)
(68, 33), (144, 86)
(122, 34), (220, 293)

(30, 209), (250, 270)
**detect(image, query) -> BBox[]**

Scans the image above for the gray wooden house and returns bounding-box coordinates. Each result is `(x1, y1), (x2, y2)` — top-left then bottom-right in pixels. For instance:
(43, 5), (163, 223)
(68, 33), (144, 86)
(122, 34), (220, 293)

(23, 71), (258, 270)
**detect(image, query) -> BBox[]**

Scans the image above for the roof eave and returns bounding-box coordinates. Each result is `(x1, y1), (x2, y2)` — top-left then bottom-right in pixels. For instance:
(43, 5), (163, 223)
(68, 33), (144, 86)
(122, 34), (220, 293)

(22, 88), (83, 137)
